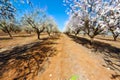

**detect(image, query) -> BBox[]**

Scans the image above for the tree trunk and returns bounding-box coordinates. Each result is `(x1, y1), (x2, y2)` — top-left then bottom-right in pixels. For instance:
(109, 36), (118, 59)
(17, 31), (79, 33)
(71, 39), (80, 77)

(75, 32), (78, 36)
(49, 33), (51, 36)
(75, 33), (77, 36)
(113, 34), (119, 41)
(83, 33), (85, 36)
(113, 36), (117, 41)
(6, 28), (12, 38)
(37, 32), (40, 40)
(90, 37), (94, 45)
(47, 31), (51, 36)
(110, 29), (118, 41)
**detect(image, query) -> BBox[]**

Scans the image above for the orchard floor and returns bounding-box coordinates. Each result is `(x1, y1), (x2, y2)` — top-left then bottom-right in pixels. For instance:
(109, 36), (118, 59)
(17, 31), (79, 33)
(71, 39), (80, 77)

(0, 33), (40, 49)
(38, 34), (118, 80)
(0, 34), (120, 80)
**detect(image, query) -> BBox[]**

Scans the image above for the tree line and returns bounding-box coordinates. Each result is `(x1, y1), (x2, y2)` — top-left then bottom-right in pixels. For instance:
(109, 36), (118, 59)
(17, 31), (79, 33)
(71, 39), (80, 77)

(64, 0), (120, 43)
(0, 0), (60, 39)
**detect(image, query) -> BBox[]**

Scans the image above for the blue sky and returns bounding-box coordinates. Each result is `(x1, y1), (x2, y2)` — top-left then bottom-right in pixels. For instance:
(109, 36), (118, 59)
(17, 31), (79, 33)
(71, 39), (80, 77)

(14, 0), (68, 31)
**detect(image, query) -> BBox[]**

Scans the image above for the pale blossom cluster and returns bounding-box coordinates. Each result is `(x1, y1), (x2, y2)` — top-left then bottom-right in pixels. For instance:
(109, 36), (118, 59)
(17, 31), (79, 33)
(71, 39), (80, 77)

(64, 0), (120, 40)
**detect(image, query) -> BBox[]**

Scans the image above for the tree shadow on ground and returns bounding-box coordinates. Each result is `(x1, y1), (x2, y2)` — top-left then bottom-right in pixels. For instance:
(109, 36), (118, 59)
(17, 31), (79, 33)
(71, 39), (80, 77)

(0, 34), (34, 41)
(67, 34), (120, 79)
(68, 35), (120, 57)
(0, 36), (59, 80)
(13, 34), (35, 38)
(0, 37), (12, 40)
(96, 37), (120, 42)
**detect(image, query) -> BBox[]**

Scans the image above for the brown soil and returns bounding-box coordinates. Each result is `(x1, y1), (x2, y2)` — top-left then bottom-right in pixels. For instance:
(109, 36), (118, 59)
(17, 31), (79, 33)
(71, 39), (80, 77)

(0, 33), (49, 49)
(39, 34), (118, 80)
(0, 34), (120, 80)
(0, 34), (60, 80)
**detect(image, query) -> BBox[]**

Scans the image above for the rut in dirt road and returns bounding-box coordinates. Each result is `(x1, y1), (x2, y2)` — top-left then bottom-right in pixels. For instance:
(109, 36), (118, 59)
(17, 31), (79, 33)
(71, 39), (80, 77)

(39, 34), (116, 80)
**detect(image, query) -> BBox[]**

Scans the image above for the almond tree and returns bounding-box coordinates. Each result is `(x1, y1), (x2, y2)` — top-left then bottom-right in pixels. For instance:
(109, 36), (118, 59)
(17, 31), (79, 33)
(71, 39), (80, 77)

(0, 21), (13, 37)
(64, 19), (72, 35)
(51, 22), (59, 34)
(10, 23), (22, 33)
(0, 0), (15, 19)
(24, 26), (34, 34)
(22, 8), (47, 39)
(0, 0), (15, 38)
(0, 0), (31, 38)
(0, 19), (22, 37)
(45, 16), (59, 36)
(65, 13), (84, 36)
(102, 1), (120, 41)
(64, 0), (119, 44)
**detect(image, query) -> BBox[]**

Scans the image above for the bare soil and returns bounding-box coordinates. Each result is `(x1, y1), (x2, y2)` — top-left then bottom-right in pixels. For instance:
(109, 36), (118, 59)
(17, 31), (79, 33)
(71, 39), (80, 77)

(39, 34), (119, 80)
(0, 34), (120, 80)
(0, 34), (38, 49)
(0, 33), (60, 80)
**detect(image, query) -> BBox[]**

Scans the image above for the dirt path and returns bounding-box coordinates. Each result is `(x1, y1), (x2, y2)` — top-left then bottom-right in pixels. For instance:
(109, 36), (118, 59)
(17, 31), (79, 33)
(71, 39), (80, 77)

(39, 34), (116, 80)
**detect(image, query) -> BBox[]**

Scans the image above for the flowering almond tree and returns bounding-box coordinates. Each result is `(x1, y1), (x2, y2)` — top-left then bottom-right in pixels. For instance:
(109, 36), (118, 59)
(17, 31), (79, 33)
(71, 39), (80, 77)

(45, 16), (59, 36)
(22, 8), (47, 39)
(64, 21), (72, 35)
(0, 0), (32, 38)
(102, 1), (120, 41)
(0, 0), (16, 38)
(64, 0), (120, 43)
(66, 13), (85, 36)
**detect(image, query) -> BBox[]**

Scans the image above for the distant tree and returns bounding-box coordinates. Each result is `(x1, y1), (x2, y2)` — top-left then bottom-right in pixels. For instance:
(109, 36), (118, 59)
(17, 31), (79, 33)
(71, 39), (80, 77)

(24, 26), (34, 34)
(64, 20), (72, 35)
(0, 20), (13, 37)
(52, 24), (60, 35)
(46, 23), (53, 36)
(65, 13), (84, 36)
(0, 19), (22, 37)
(9, 20), (23, 33)
(22, 8), (47, 39)
(45, 16), (59, 36)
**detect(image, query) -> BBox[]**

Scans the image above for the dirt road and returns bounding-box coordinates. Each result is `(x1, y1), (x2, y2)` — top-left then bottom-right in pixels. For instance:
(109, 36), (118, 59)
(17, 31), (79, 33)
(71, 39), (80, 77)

(39, 34), (116, 80)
